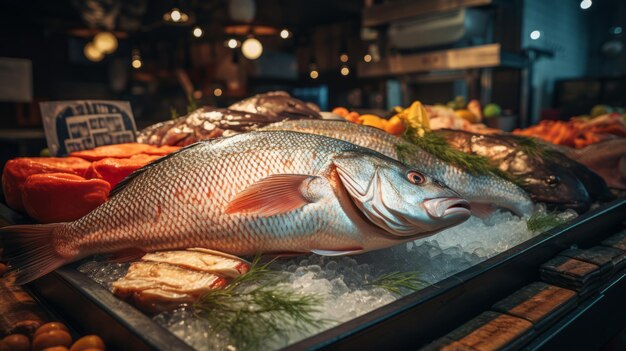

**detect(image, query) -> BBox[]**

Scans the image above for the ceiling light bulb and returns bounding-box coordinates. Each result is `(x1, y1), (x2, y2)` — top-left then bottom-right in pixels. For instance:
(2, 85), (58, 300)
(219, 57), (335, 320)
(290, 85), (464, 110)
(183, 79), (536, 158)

(84, 42), (104, 62)
(340, 66), (350, 76)
(213, 88), (223, 97)
(309, 70), (319, 79)
(340, 54), (349, 63)
(280, 29), (290, 39)
(171, 9), (182, 22)
(580, 0), (592, 10)
(93, 32), (118, 54)
(131, 59), (142, 69)
(193, 27), (203, 38)
(363, 54), (372, 63)
(530, 30), (541, 40)
(241, 37), (263, 60)
(227, 38), (238, 49)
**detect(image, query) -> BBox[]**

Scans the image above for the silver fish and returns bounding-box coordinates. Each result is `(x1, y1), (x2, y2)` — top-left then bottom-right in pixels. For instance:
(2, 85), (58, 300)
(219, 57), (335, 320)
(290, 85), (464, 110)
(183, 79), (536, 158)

(262, 120), (534, 217)
(1, 131), (470, 284)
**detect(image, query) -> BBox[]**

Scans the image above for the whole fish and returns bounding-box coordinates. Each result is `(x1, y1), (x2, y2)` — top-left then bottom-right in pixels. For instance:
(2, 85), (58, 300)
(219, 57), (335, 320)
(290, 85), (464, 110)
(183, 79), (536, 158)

(137, 108), (283, 147)
(262, 120), (533, 217)
(434, 129), (609, 213)
(137, 92), (321, 147)
(228, 91), (321, 119)
(1, 131), (470, 284)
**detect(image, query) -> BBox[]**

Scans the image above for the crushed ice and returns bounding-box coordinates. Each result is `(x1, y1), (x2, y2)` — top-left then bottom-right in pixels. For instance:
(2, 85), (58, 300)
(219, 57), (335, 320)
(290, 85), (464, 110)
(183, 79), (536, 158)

(78, 206), (577, 350)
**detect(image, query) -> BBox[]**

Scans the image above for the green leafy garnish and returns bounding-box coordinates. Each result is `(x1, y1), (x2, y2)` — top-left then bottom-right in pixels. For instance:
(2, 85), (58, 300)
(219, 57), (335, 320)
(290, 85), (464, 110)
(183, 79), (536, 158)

(510, 134), (552, 159)
(366, 271), (427, 295)
(194, 256), (327, 350)
(187, 93), (199, 114)
(400, 127), (512, 181)
(527, 211), (569, 232)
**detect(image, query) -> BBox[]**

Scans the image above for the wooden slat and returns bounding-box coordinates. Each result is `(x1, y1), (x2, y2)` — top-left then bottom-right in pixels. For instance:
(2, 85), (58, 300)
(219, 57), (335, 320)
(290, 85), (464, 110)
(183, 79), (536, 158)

(492, 282), (577, 330)
(445, 311), (534, 351)
(358, 44), (501, 77)
(539, 256), (601, 297)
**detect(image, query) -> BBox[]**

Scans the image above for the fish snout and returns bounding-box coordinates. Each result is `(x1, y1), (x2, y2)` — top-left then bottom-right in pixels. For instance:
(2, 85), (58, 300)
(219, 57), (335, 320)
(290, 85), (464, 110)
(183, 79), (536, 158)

(423, 198), (471, 220)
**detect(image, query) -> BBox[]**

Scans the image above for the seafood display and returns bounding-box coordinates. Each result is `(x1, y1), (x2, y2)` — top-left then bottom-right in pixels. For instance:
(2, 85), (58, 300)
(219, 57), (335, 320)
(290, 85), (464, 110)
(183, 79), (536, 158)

(137, 91), (322, 146)
(513, 114), (626, 148)
(1, 131), (470, 284)
(263, 119), (533, 217)
(1, 91), (622, 351)
(435, 129), (611, 212)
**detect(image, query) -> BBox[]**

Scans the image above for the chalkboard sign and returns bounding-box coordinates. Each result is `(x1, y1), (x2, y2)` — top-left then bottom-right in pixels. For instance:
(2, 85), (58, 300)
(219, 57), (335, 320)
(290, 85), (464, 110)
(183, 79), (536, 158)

(40, 100), (137, 156)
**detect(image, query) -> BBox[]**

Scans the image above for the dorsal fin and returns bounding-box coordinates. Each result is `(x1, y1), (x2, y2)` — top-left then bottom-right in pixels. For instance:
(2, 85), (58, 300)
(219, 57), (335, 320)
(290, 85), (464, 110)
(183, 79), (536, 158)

(108, 141), (205, 198)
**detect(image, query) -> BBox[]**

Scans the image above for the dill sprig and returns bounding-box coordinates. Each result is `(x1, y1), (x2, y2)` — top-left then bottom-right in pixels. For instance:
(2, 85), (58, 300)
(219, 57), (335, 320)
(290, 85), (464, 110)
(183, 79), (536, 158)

(511, 135), (564, 162)
(400, 127), (512, 181)
(527, 211), (569, 232)
(366, 271), (427, 295)
(194, 256), (327, 350)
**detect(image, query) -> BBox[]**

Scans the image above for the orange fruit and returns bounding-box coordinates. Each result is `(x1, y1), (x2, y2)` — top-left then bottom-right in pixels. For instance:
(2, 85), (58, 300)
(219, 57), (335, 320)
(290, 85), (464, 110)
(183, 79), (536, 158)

(345, 111), (360, 123)
(359, 114), (387, 130)
(332, 107), (349, 117)
(385, 116), (406, 135)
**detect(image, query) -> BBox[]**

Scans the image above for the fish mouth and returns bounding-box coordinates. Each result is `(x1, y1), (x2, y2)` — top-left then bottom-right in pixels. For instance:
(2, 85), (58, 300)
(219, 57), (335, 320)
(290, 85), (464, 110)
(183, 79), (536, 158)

(423, 198), (471, 220)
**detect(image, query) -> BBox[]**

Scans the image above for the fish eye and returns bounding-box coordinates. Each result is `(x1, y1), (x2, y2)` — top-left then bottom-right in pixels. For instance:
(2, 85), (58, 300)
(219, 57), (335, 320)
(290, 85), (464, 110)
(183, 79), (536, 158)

(407, 170), (425, 185)
(543, 175), (560, 187)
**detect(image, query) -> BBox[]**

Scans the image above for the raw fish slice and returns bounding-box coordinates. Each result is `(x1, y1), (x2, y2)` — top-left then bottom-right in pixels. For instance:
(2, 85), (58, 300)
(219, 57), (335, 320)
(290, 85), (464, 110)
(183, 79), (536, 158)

(112, 261), (226, 312)
(142, 249), (249, 278)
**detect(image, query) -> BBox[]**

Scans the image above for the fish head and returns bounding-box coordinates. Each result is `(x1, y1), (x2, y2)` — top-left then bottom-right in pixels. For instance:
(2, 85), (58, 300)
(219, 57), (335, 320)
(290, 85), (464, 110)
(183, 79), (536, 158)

(333, 153), (471, 237)
(230, 91), (321, 119)
(522, 163), (591, 213)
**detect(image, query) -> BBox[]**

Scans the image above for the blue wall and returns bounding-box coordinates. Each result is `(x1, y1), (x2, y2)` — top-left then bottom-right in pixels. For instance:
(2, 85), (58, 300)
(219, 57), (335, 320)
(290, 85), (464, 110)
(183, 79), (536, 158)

(521, 0), (589, 122)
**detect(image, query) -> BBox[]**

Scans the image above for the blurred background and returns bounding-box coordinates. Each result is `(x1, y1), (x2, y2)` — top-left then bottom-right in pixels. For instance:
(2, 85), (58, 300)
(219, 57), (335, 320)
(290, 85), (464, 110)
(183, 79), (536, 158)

(0, 0), (624, 156)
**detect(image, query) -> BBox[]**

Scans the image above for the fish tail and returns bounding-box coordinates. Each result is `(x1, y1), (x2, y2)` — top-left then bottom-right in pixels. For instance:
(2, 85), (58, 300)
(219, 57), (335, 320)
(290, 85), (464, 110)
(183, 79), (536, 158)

(0, 223), (68, 284)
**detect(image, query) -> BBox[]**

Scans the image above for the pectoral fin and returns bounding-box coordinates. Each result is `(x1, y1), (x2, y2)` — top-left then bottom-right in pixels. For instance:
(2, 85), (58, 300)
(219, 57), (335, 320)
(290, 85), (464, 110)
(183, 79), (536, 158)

(225, 174), (316, 216)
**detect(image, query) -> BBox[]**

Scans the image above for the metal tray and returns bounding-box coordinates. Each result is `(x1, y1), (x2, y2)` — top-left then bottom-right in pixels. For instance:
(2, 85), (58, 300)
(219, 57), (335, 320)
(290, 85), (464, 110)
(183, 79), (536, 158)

(5, 199), (625, 350)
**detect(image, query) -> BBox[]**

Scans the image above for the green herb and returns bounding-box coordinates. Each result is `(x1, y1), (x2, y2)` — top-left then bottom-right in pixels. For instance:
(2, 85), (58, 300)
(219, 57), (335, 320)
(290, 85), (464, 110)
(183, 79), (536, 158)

(526, 211), (569, 232)
(510, 135), (551, 159)
(187, 93), (199, 114)
(366, 271), (427, 295)
(194, 256), (327, 350)
(511, 134), (569, 164)
(400, 127), (512, 181)
(170, 107), (179, 120)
